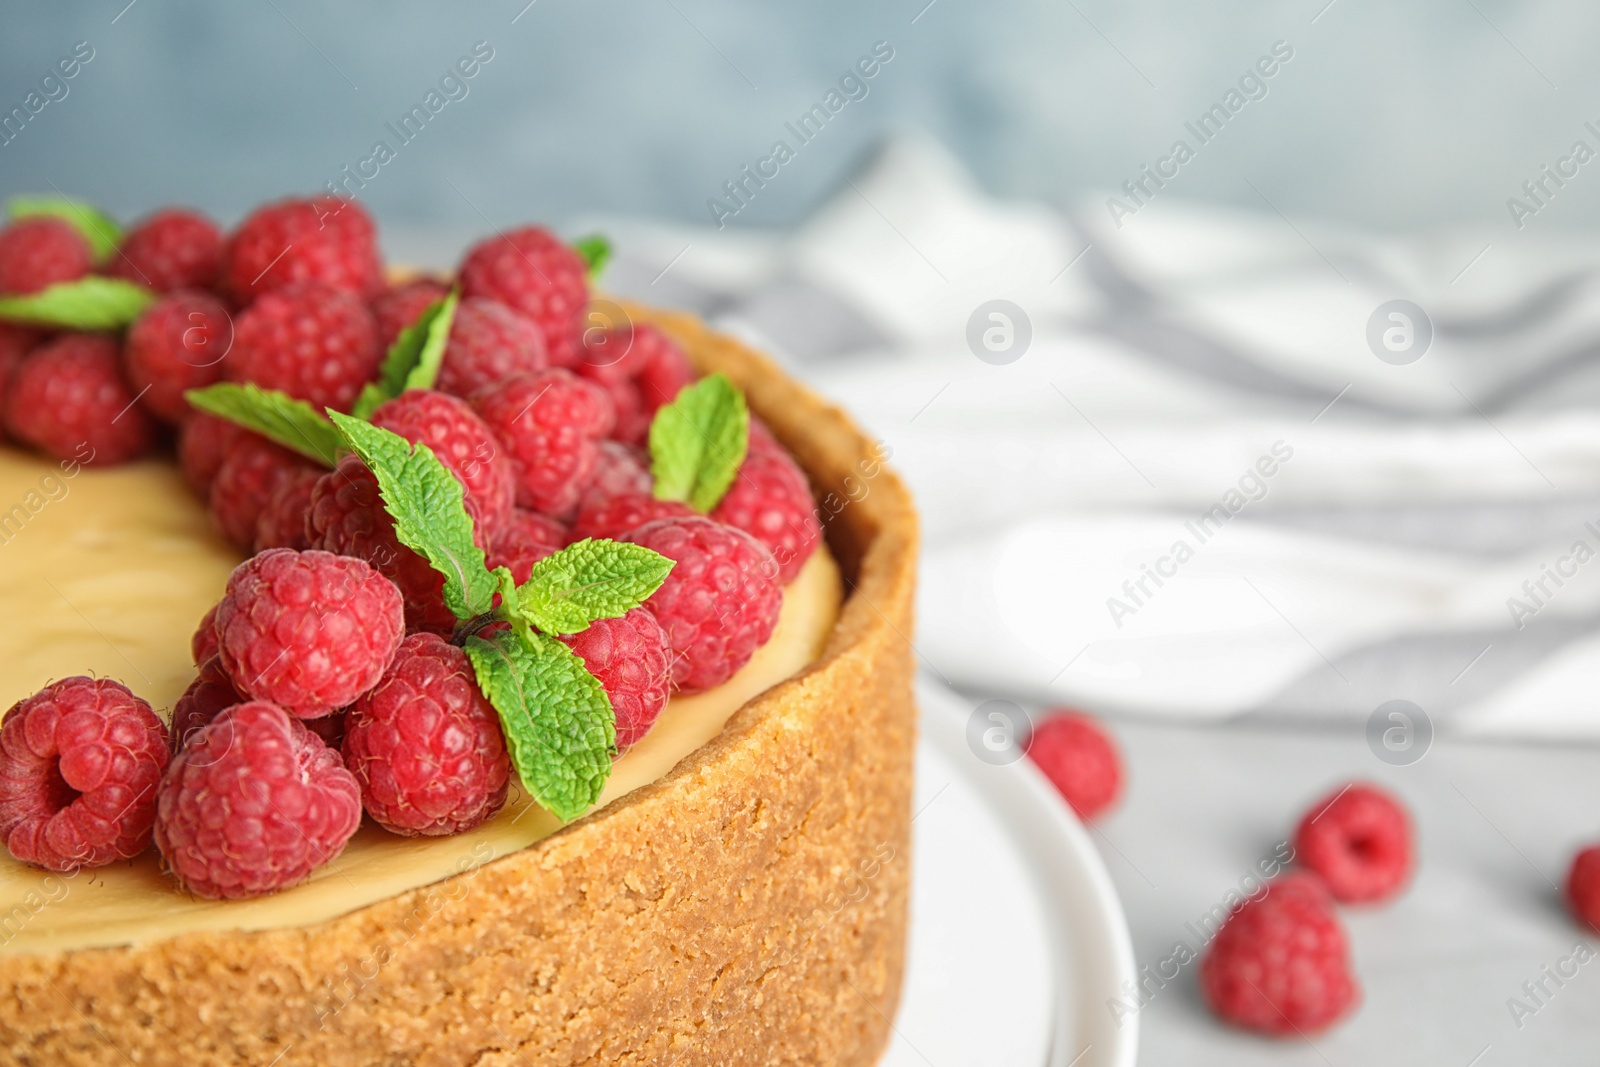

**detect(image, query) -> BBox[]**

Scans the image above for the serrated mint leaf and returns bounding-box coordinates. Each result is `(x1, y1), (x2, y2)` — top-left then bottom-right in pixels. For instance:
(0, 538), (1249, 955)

(572, 234), (612, 279)
(8, 196), (121, 262)
(649, 371), (748, 513)
(515, 538), (674, 636)
(328, 412), (497, 620)
(0, 277), (153, 331)
(494, 566), (536, 647)
(351, 289), (459, 419)
(184, 382), (342, 467)
(465, 632), (615, 822)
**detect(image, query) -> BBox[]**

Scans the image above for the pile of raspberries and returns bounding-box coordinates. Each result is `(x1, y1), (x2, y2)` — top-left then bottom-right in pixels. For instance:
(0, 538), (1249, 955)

(0, 196), (823, 899)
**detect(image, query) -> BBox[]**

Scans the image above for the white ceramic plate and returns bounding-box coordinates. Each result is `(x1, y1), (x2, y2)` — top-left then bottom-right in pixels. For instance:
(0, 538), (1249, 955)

(881, 679), (1138, 1067)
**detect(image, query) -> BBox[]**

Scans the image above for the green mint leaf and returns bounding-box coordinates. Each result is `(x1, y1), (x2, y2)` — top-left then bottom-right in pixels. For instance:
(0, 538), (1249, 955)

(0, 277), (153, 331)
(351, 289), (460, 419)
(572, 234), (612, 280)
(515, 538), (674, 636)
(184, 383), (342, 467)
(465, 632), (614, 822)
(649, 371), (748, 513)
(8, 196), (121, 262)
(493, 566), (536, 647)
(328, 412), (497, 620)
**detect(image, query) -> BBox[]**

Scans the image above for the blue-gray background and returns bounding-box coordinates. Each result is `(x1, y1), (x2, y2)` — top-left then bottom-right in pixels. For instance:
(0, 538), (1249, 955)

(3, 0), (1598, 233)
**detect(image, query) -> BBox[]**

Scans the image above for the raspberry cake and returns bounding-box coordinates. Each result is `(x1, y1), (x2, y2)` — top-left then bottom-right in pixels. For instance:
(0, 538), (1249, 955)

(0, 198), (917, 1065)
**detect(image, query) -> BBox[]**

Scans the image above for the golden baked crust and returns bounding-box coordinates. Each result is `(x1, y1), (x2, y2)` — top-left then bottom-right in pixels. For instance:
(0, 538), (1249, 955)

(0, 306), (920, 1067)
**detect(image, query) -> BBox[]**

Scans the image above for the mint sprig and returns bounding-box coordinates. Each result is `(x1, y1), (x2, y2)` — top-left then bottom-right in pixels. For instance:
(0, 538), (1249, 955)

(465, 633), (615, 822)
(328, 417), (673, 823)
(0, 276), (153, 331)
(8, 196), (121, 262)
(572, 234), (612, 280)
(328, 413), (498, 619)
(185, 382), (342, 467)
(512, 538), (674, 636)
(351, 289), (460, 419)
(649, 371), (748, 513)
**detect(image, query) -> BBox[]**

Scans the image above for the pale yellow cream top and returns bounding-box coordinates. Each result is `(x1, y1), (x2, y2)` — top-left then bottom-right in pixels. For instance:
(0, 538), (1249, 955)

(0, 449), (841, 955)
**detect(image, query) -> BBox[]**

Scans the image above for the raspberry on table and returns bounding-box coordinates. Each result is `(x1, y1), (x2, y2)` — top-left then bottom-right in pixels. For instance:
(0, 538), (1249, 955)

(253, 465), (323, 552)
(1566, 846), (1600, 932)
(712, 422), (821, 584)
(1293, 782), (1413, 904)
(108, 208), (224, 293)
(0, 324), (44, 432)
(223, 195), (383, 302)
(626, 516), (782, 693)
(154, 700), (361, 900)
(486, 508), (568, 584)
(307, 456), (457, 635)
(458, 225), (588, 367)
(124, 289), (233, 423)
(177, 412), (246, 497)
(223, 281), (380, 413)
(2, 333), (156, 465)
(0, 677), (170, 871)
(170, 655), (243, 753)
(342, 632), (510, 836)
(436, 296), (549, 398)
(191, 602), (221, 665)
(371, 276), (449, 349)
(208, 433), (319, 550)
(1025, 710), (1123, 821)
(214, 548), (405, 718)
(1200, 871), (1360, 1035)
(0, 216), (92, 295)
(560, 608), (673, 751)
(469, 369), (614, 518)
(369, 388), (514, 537)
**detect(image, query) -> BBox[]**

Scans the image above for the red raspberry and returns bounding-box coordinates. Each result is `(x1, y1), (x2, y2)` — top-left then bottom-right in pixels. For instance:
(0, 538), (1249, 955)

(487, 508), (567, 584)
(223, 282), (380, 413)
(253, 465), (323, 552)
(458, 226), (588, 367)
(368, 389), (514, 536)
(3, 333), (155, 465)
(154, 701), (361, 899)
(436, 296), (548, 398)
(108, 208), (224, 293)
(208, 433), (318, 550)
(0, 216), (92, 295)
(585, 440), (652, 500)
(124, 289), (233, 423)
(1566, 846), (1600, 932)
(1200, 872), (1360, 1035)
(214, 548), (405, 718)
(307, 456), (456, 635)
(223, 196), (383, 302)
(560, 608), (672, 751)
(577, 321), (693, 445)
(170, 655), (243, 752)
(1025, 710), (1123, 821)
(569, 493), (693, 544)
(192, 602), (220, 665)
(371, 277), (448, 348)
(626, 516), (781, 693)
(470, 369), (613, 517)
(177, 412), (245, 497)
(0, 324), (43, 432)
(712, 424), (820, 584)
(342, 632), (510, 836)
(1293, 782), (1413, 904)
(0, 677), (169, 871)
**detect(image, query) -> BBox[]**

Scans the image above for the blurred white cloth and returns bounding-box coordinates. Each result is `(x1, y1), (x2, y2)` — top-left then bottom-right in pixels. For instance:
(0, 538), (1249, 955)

(590, 136), (1600, 740)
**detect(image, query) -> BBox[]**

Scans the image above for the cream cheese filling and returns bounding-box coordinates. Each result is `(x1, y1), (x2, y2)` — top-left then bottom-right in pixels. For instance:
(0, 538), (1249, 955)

(0, 449), (841, 955)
